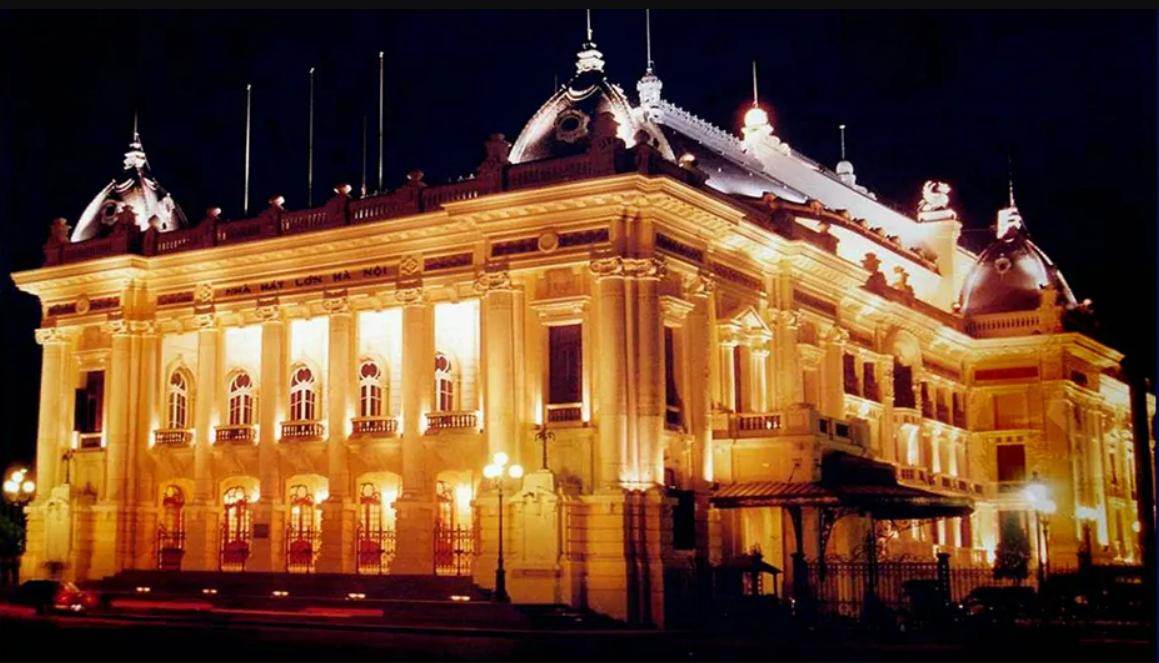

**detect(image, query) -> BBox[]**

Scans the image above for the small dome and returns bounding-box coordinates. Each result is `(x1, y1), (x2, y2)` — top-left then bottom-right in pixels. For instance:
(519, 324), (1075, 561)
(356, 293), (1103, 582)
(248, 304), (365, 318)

(835, 160), (854, 176)
(959, 220), (1077, 316)
(509, 39), (670, 164)
(71, 132), (188, 242)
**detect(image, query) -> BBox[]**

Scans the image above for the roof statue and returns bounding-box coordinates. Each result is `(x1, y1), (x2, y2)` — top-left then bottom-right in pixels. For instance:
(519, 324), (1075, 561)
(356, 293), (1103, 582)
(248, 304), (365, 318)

(917, 180), (957, 222)
(71, 122), (188, 242)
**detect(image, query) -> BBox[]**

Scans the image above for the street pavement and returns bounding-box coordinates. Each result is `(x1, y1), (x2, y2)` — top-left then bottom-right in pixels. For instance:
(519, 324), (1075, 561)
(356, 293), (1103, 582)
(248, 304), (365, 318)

(0, 605), (1153, 662)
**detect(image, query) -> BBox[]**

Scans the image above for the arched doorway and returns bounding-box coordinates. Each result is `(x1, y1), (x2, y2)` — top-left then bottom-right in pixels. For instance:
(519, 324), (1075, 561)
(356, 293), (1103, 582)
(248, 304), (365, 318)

(220, 484), (254, 572)
(434, 475), (475, 576)
(286, 484), (323, 574)
(157, 485), (186, 571)
(355, 481), (398, 575)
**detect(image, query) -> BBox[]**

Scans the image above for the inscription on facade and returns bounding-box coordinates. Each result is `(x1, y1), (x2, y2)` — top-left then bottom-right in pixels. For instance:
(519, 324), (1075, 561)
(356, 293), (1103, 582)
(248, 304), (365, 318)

(172, 262), (404, 306)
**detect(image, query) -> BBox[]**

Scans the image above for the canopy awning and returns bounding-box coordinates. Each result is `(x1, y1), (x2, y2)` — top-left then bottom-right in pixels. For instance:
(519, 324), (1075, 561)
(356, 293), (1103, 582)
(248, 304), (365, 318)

(709, 452), (974, 520)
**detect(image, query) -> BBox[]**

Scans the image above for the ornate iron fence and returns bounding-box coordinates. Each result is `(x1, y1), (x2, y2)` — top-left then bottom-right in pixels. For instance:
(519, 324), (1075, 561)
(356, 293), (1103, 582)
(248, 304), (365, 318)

(434, 525), (475, 576)
(156, 528), (185, 571)
(355, 528), (398, 575)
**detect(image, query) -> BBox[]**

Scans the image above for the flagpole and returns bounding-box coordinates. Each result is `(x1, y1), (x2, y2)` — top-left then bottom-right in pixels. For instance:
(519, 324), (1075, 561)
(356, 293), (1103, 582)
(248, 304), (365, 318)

(308, 67), (315, 207)
(377, 51), (384, 193)
(244, 83), (252, 217)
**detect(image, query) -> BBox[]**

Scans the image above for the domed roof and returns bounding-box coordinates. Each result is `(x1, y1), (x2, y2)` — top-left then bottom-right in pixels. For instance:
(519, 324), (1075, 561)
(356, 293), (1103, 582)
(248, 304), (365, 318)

(71, 129), (188, 242)
(958, 205), (1077, 316)
(509, 37), (671, 164)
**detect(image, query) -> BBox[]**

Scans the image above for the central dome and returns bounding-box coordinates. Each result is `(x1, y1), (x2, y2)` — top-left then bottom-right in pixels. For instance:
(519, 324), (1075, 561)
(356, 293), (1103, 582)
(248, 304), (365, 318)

(958, 207), (1077, 316)
(509, 39), (670, 164)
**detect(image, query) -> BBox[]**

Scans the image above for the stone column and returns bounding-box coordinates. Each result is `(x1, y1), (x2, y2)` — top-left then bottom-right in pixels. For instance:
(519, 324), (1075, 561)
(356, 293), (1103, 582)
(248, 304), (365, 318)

(774, 310), (804, 408)
(719, 340), (737, 414)
(737, 343), (754, 414)
(478, 270), (516, 460)
(393, 287), (435, 574)
(753, 346), (770, 413)
(820, 327), (849, 418)
(184, 315), (219, 571)
(33, 329), (69, 493)
(591, 257), (629, 490)
(683, 274), (714, 486)
(319, 295), (354, 573)
(252, 305), (286, 572)
(628, 257), (664, 485)
(128, 322), (158, 570)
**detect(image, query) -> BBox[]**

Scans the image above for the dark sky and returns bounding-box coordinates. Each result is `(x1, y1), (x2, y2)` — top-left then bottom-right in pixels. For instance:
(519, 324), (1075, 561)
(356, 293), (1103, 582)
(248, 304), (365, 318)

(0, 10), (1155, 469)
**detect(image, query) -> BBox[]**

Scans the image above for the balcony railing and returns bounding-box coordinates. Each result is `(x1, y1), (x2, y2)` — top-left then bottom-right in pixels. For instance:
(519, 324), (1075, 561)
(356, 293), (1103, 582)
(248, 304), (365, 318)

(351, 416), (398, 437)
(545, 403), (583, 424)
(154, 429), (192, 447)
(996, 480), (1026, 494)
(78, 433), (103, 450)
(737, 413), (783, 434)
(215, 424), (256, 445)
(425, 411), (477, 433)
(280, 421), (325, 441)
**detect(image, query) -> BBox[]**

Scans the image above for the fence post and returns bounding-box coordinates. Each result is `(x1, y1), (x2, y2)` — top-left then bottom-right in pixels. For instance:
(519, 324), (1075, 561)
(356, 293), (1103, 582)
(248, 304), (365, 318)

(936, 552), (951, 603)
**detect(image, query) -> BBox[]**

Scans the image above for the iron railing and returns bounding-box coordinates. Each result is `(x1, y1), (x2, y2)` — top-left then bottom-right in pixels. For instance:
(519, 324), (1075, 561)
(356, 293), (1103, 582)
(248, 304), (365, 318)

(355, 528), (398, 575)
(285, 528), (320, 574)
(434, 525), (475, 576)
(156, 528), (185, 571)
(215, 424), (256, 445)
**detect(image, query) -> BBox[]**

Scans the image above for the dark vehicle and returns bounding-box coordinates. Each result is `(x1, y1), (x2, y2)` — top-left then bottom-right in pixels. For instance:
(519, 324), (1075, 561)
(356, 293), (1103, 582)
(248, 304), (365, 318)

(8, 579), (98, 615)
(897, 579), (964, 632)
(962, 585), (1040, 625)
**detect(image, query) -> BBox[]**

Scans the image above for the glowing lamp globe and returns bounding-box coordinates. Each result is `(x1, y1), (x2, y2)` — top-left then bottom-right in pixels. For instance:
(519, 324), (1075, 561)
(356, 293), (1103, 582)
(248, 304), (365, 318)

(508, 464), (524, 480)
(483, 464), (500, 480)
(492, 452), (509, 467)
(744, 106), (769, 129)
(2, 480), (16, 494)
(21, 480), (34, 494)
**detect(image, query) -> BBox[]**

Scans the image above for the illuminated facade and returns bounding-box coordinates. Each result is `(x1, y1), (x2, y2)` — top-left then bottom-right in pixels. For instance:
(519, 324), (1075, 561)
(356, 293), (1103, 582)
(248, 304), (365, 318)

(12, 32), (1153, 626)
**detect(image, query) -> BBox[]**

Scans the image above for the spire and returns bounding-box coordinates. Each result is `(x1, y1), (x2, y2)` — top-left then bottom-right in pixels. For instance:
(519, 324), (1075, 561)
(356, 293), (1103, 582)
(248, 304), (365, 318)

(996, 157), (1025, 238)
(123, 112), (147, 171)
(752, 60), (759, 108)
(576, 9), (605, 74)
(836, 123), (859, 186)
(637, 9), (663, 110)
(645, 8), (654, 74)
(743, 60), (771, 138)
(839, 123), (847, 161)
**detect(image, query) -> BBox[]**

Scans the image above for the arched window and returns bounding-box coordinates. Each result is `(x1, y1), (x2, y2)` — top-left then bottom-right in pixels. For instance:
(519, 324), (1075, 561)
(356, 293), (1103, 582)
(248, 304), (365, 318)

(167, 370), (191, 429)
(434, 352), (455, 412)
(289, 365), (318, 422)
(227, 371), (255, 426)
(358, 359), (384, 418)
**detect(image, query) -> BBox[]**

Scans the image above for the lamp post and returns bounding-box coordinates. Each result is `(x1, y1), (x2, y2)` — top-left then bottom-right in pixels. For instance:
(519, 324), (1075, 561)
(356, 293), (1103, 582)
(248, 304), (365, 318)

(2, 467), (35, 587)
(483, 452), (523, 603)
(1024, 472), (1056, 589)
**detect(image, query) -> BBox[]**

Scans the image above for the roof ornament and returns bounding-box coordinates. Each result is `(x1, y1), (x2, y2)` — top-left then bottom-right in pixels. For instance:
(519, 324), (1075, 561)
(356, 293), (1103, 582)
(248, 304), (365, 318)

(743, 60), (774, 146)
(637, 9), (663, 112)
(123, 113), (147, 171)
(576, 9), (605, 74)
(996, 157), (1024, 238)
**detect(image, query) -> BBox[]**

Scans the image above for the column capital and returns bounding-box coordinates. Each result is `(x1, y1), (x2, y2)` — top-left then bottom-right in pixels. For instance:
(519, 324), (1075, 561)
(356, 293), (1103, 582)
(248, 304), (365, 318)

(589, 256), (625, 279)
(622, 256), (667, 280)
(191, 312), (218, 329)
(34, 326), (73, 345)
(101, 318), (131, 336)
(683, 269), (716, 298)
(129, 320), (158, 335)
(321, 291), (350, 315)
(396, 286), (425, 306)
(771, 308), (802, 330)
(823, 325), (850, 346)
(474, 269), (513, 294)
(251, 303), (280, 322)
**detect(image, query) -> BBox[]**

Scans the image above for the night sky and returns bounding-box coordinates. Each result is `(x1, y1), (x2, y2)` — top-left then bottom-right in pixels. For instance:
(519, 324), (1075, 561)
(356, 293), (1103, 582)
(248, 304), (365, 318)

(0, 10), (1154, 469)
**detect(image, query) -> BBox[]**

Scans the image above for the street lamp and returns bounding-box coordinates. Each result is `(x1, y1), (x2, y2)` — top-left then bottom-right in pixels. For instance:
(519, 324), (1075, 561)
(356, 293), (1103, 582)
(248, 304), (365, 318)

(483, 452), (523, 603)
(1024, 472), (1056, 588)
(3, 467), (35, 505)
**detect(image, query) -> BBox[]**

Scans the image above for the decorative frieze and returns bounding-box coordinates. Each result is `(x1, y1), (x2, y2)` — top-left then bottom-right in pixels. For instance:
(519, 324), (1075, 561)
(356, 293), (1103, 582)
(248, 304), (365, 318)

(34, 327), (72, 345)
(474, 269), (513, 294)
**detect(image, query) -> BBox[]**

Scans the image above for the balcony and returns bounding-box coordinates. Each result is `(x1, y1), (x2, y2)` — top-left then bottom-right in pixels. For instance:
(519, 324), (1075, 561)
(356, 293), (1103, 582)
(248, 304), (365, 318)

(78, 433), (103, 450)
(280, 421), (325, 442)
(899, 466), (930, 485)
(545, 403), (583, 425)
(997, 480), (1026, 494)
(215, 424), (256, 445)
(351, 416), (398, 437)
(736, 413), (782, 434)
(154, 429), (192, 447)
(425, 411), (477, 433)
